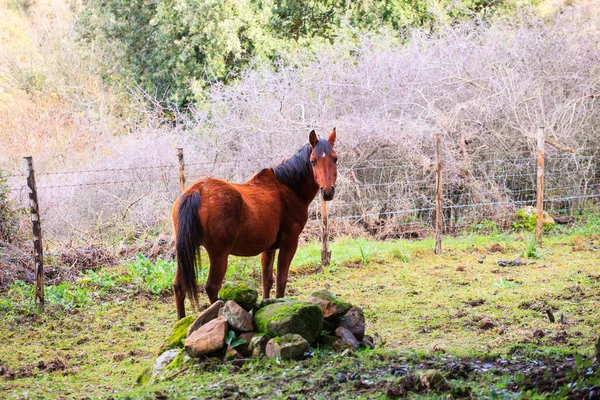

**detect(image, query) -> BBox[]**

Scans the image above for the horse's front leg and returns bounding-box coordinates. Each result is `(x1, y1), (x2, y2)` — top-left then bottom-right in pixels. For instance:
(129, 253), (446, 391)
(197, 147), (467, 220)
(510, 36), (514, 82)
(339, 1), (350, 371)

(205, 251), (229, 303)
(275, 237), (299, 298)
(260, 250), (276, 299)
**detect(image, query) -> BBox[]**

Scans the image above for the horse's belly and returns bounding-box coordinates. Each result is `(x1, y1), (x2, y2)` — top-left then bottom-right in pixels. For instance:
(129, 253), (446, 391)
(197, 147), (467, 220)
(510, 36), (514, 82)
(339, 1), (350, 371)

(230, 230), (278, 257)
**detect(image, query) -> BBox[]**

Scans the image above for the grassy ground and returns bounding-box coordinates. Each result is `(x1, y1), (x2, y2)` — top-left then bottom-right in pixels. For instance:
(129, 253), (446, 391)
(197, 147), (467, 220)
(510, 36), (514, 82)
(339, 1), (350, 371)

(1, 220), (600, 399)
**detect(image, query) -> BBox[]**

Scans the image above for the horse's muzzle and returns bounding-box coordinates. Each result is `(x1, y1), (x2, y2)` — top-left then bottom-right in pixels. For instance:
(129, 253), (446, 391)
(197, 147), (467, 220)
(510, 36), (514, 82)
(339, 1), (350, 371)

(321, 187), (335, 201)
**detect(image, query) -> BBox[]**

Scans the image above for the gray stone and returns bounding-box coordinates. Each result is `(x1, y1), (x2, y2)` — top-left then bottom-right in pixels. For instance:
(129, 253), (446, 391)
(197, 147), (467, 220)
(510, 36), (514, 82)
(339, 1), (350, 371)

(265, 334), (309, 360)
(335, 326), (360, 350)
(152, 349), (180, 376)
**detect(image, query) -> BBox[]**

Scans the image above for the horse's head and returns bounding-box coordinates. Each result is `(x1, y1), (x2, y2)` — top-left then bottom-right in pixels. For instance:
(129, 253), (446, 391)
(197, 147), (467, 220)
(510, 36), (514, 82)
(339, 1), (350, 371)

(309, 128), (338, 201)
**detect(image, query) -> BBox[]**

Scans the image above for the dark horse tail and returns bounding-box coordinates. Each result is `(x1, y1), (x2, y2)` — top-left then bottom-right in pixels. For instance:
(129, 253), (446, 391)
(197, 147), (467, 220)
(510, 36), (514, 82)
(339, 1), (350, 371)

(176, 191), (202, 308)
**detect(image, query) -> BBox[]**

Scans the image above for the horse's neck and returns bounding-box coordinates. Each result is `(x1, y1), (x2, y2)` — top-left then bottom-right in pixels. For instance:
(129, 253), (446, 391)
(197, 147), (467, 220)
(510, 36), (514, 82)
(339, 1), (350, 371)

(295, 178), (320, 206)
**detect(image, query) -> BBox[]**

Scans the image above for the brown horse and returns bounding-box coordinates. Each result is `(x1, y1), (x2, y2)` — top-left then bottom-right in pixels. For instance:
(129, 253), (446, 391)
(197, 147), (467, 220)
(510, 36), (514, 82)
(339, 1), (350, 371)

(172, 129), (338, 319)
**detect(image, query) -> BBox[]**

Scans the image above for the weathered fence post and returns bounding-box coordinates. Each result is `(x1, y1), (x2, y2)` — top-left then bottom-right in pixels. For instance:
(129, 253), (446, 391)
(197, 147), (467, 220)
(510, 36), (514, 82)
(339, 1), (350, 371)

(320, 198), (331, 269)
(177, 148), (186, 194)
(435, 132), (443, 255)
(24, 156), (44, 307)
(536, 127), (545, 245)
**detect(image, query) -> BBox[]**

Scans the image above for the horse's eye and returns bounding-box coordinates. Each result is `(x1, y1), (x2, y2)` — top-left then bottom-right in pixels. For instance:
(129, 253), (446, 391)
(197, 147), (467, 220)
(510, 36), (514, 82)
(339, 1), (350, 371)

(333, 157), (338, 163)
(310, 160), (316, 166)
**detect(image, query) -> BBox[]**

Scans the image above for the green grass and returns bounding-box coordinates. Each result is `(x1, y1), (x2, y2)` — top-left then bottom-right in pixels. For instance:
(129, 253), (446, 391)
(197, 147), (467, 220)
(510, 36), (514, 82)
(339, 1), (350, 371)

(1, 220), (600, 398)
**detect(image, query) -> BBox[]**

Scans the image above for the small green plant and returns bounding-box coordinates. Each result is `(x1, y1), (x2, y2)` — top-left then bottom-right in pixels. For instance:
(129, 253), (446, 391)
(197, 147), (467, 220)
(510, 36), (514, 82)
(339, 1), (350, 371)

(493, 278), (521, 289)
(224, 330), (246, 349)
(391, 246), (411, 263)
(524, 237), (542, 259)
(359, 243), (372, 265)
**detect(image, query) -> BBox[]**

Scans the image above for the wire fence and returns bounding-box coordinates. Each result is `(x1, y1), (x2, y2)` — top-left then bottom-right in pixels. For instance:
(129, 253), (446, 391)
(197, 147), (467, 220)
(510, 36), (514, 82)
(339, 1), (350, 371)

(6, 143), (600, 258)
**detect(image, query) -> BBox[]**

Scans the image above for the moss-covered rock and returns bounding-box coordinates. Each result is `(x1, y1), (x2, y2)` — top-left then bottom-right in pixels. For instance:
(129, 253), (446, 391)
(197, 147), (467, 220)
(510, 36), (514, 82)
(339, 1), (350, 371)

(218, 281), (258, 311)
(163, 348), (193, 373)
(307, 289), (352, 319)
(135, 366), (153, 386)
(513, 206), (555, 231)
(254, 297), (289, 312)
(254, 300), (323, 344)
(158, 315), (195, 355)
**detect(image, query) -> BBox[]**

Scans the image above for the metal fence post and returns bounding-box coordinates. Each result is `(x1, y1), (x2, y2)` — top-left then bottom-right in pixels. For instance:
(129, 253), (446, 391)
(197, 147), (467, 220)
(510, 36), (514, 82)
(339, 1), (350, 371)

(24, 156), (44, 307)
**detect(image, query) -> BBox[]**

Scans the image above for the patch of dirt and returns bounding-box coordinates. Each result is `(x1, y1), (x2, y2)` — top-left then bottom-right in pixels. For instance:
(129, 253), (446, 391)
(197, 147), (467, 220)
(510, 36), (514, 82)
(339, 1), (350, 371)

(465, 298), (485, 307)
(549, 331), (570, 345)
(290, 264), (321, 276)
(488, 243), (504, 253)
(343, 263), (363, 269)
(3, 358), (67, 380)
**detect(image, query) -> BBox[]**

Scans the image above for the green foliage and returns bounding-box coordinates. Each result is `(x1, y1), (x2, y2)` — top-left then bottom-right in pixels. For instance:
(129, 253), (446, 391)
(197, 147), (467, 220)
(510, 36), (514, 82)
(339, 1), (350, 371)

(0, 170), (18, 243)
(0, 279), (89, 315)
(126, 254), (176, 295)
(77, 0), (514, 107)
(512, 206), (556, 232)
(474, 219), (499, 235)
(78, 254), (176, 295)
(225, 330), (247, 349)
(390, 245), (412, 263)
(79, 0), (276, 106)
(45, 283), (90, 309)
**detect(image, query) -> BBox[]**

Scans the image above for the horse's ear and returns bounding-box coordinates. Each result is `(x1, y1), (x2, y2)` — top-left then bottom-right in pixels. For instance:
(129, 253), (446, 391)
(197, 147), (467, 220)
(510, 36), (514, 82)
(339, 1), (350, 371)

(328, 128), (336, 147)
(309, 130), (318, 148)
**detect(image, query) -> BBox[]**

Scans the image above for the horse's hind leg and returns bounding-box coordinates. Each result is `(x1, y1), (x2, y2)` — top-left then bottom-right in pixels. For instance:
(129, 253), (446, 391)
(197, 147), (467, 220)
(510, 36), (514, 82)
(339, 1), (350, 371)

(205, 251), (229, 303)
(275, 237), (299, 298)
(173, 268), (186, 320)
(260, 250), (276, 299)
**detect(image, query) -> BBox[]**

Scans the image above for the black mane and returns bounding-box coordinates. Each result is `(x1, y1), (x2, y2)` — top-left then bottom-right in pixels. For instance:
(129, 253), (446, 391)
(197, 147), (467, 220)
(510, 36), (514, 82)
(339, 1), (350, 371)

(273, 139), (332, 196)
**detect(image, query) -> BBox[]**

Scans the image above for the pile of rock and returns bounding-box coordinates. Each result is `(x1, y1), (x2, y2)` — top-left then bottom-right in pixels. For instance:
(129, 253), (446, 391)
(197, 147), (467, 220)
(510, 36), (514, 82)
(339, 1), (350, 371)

(139, 282), (371, 384)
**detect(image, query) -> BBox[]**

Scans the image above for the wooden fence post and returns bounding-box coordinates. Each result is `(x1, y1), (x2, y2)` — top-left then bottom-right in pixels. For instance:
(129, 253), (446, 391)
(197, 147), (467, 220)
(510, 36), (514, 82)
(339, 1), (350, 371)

(435, 132), (443, 255)
(177, 148), (186, 194)
(536, 127), (545, 245)
(24, 156), (44, 307)
(320, 198), (331, 269)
